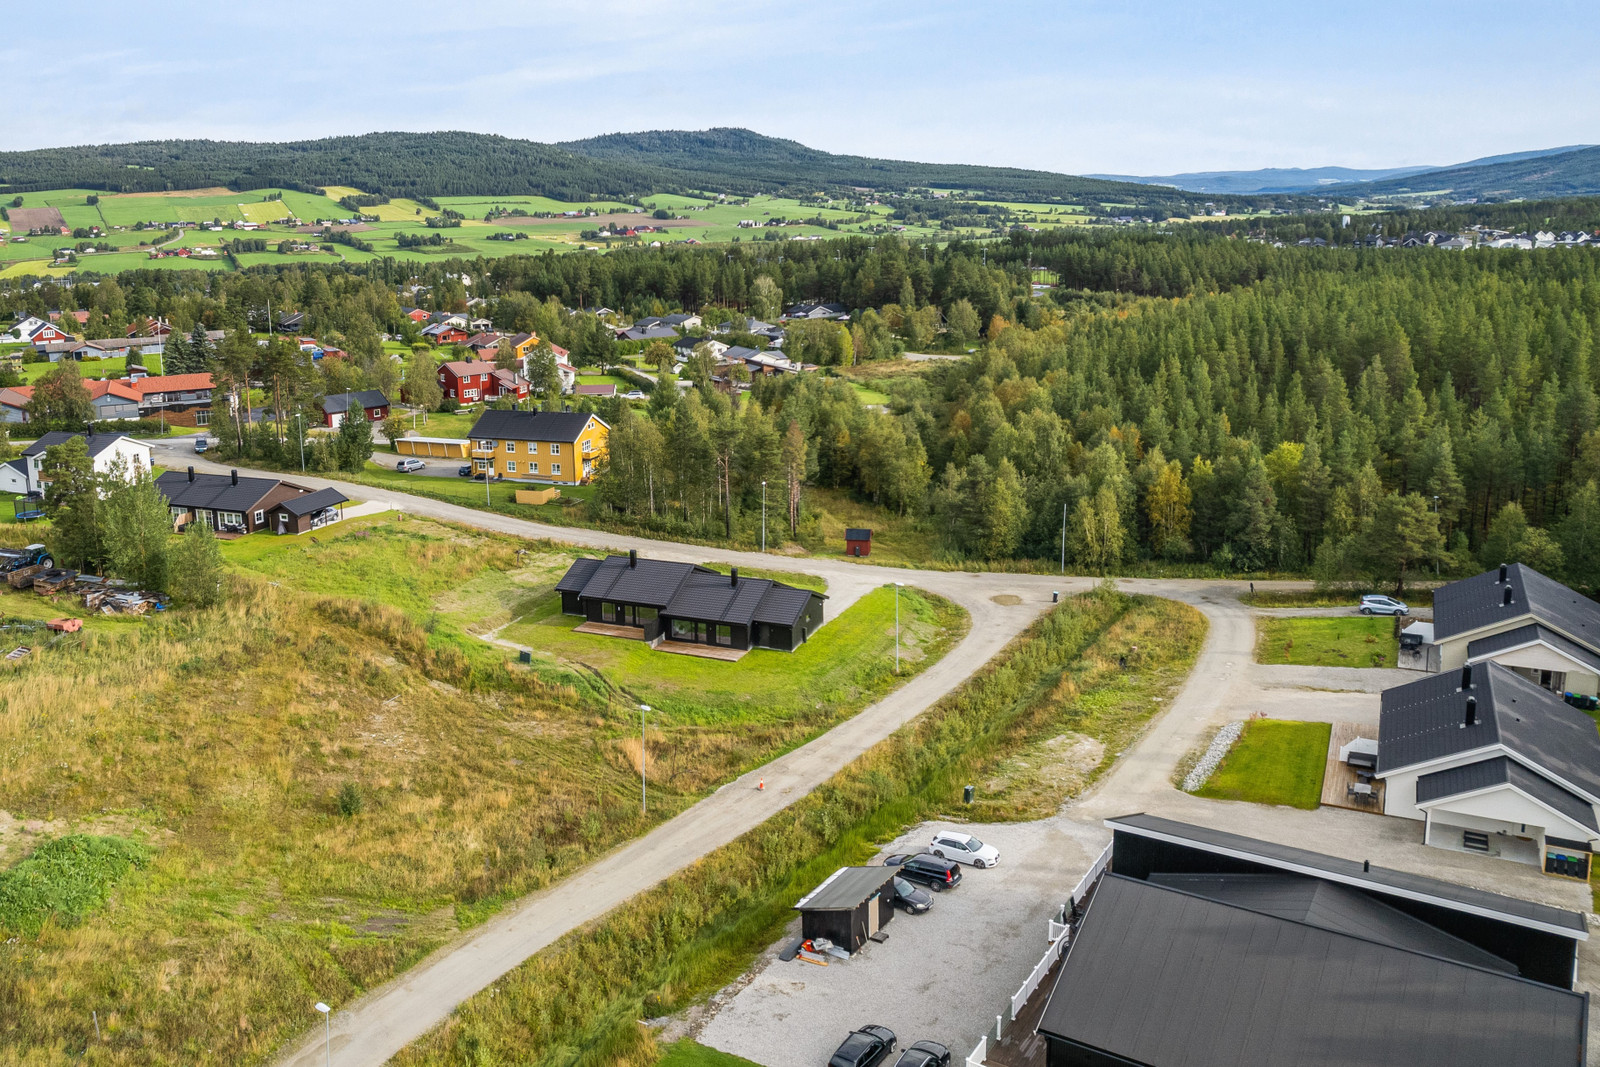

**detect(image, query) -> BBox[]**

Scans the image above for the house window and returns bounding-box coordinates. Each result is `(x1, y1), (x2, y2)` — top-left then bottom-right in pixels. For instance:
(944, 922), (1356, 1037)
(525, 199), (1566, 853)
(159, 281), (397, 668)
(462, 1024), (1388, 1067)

(505, 461), (516, 473)
(254, 510), (265, 525)
(504, 441), (516, 452)
(195, 411), (210, 426)
(527, 441), (539, 454)
(551, 463), (561, 477)
(550, 443), (561, 455)
(670, 618), (693, 639)
(601, 602), (617, 622)
(582, 440), (593, 453)
(635, 606), (658, 623)
(476, 460), (489, 471)
(716, 624), (733, 646)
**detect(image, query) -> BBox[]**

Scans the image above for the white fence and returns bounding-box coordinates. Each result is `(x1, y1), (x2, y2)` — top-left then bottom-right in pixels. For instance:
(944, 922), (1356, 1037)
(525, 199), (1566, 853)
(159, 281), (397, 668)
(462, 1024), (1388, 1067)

(1068, 839), (1113, 908)
(964, 1036), (987, 1067)
(1010, 933), (1067, 1020)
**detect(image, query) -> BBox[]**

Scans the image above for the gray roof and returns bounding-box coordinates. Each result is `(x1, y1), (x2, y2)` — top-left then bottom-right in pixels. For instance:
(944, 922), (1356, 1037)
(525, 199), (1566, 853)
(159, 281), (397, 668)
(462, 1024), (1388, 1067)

(22, 431), (130, 459)
(1434, 564), (1600, 647)
(1377, 662), (1600, 801)
(467, 409), (602, 444)
(1145, 873), (1516, 972)
(274, 486), (349, 517)
(1037, 874), (1588, 1067)
(1468, 623), (1600, 675)
(845, 528), (871, 540)
(320, 390), (389, 415)
(156, 470), (291, 512)
(1416, 757), (1598, 832)
(793, 866), (896, 912)
(621, 325), (678, 342)
(1105, 813), (1589, 937)
(557, 555), (824, 628)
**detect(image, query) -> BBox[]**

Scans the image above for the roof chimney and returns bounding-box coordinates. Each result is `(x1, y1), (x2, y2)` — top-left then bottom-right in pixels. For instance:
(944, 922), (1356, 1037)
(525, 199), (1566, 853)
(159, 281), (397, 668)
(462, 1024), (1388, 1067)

(1362, 859), (1370, 873)
(1465, 695), (1478, 727)
(230, 469), (238, 486)
(1498, 563), (1508, 582)
(1461, 663), (1473, 690)
(730, 566), (739, 587)
(628, 549), (637, 568)
(1503, 585), (1513, 607)
(187, 465), (195, 482)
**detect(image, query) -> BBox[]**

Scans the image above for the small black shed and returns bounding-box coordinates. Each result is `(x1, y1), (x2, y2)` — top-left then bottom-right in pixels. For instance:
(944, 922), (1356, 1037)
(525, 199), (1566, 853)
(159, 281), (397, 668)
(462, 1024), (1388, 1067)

(794, 866), (897, 953)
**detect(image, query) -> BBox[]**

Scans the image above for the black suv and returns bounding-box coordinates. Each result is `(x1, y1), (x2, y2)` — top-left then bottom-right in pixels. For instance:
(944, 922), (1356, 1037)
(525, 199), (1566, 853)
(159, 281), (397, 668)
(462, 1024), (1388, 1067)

(829, 1024), (897, 1067)
(884, 853), (962, 891)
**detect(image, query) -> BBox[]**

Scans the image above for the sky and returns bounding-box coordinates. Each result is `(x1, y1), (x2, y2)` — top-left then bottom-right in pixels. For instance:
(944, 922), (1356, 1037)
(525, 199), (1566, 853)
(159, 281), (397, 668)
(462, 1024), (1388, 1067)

(6, 0), (1599, 175)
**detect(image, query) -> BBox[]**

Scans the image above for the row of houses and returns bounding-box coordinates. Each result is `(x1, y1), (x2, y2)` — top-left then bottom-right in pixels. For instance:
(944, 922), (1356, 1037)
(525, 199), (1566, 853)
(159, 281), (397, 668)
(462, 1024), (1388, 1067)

(0, 372), (218, 426)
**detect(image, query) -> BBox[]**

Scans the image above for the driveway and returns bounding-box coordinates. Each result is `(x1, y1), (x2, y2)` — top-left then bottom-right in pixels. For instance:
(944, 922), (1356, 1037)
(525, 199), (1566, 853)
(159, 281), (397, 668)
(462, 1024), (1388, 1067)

(696, 819), (1106, 1067)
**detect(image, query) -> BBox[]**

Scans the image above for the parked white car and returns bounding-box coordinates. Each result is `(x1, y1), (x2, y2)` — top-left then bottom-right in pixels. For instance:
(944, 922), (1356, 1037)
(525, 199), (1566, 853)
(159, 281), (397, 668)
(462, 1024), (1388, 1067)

(1359, 594), (1409, 616)
(928, 830), (999, 868)
(623, 389), (647, 400)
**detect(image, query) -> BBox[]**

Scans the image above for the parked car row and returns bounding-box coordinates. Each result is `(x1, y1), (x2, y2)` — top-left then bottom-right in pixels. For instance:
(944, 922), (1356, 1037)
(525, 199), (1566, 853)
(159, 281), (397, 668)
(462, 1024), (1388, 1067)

(829, 1025), (949, 1067)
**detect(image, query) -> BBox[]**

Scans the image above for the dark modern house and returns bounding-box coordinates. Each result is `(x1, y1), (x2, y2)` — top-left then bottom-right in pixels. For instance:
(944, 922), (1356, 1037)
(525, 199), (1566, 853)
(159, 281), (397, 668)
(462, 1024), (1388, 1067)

(1032, 814), (1589, 1067)
(157, 468), (348, 535)
(1377, 661), (1600, 875)
(555, 551), (826, 653)
(793, 866), (897, 954)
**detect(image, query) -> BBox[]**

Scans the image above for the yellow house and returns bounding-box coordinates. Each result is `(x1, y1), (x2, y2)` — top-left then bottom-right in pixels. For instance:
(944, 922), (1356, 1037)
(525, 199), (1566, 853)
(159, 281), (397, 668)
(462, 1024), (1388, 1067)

(508, 332), (542, 360)
(465, 409), (609, 485)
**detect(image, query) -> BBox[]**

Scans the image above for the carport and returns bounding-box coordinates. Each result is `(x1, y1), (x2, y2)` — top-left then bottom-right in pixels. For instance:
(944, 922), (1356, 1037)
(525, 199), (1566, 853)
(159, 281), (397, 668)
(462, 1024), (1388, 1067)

(793, 866), (896, 954)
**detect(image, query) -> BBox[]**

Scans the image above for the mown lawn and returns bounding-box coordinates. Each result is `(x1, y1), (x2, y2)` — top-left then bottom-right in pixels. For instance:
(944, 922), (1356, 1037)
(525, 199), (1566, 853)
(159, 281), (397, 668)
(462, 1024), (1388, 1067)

(1196, 719), (1330, 809)
(657, 1041), (761, 1067)
(1256, 616), (1399, 667)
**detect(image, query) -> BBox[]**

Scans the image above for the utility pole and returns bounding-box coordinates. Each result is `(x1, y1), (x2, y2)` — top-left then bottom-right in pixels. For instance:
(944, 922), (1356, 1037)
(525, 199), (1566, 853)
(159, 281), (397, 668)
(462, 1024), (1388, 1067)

(894, 582), (904, 673)
(1060, 501), (1068, 573)
(639, 704), (651, 814)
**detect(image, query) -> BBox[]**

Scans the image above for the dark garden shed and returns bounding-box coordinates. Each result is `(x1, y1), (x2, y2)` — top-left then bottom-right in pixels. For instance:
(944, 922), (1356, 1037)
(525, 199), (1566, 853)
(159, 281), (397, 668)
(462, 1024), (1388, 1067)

(793, 866), (897, 954)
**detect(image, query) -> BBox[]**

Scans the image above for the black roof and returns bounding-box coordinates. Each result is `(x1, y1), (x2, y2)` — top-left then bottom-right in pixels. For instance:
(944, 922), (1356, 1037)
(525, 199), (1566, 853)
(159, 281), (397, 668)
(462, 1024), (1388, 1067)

(1377, 662), (1600, 801)
(557, 555), (824, 628)
(274, 486), (349, 517)
(1468, 622), (1600, 674)
(1105, 813), (1589, 937)
(320, 389), (389, 415)
(844, 528), (871, 541)
(793, 866), (896, 911)
(622, 325), (678, 341)
(467, 409), (604, 443)
(156, 470), (296, 512)
(721, 345), (762, 361)
(1037, 874), (1588, 1067)
(1434, 563), (1600, 648)
(1145, 872), (1516, 972)
(22, 431), (132, 459)
(1417, 756), (1598, 832)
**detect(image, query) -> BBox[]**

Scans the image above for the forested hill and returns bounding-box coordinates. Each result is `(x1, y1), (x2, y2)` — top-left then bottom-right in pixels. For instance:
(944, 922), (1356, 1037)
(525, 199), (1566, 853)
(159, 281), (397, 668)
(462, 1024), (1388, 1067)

(1339, 144), (1600, 201)
(0, 132), (672, 199)
(558, 127), (1219, 207)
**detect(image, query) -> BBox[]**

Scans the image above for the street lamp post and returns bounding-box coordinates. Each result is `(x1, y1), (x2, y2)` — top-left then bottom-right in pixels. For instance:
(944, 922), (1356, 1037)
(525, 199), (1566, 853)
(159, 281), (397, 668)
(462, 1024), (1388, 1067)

(295, 412), (305, 472)
(639, 703), (651, 814)
(761, 480), (767, 552)
(893, 583), (906, 672)
(314, 1003), (331, 1067)
(1060, 501), (1067, 574)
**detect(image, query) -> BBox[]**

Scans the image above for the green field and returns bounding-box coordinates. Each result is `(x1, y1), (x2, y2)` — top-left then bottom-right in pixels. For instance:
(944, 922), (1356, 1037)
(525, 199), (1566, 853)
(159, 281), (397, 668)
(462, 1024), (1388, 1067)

(1256, 615), (1399, 667)
(658, 1042), (761, 1067)
(1196, 719), (1330, 809)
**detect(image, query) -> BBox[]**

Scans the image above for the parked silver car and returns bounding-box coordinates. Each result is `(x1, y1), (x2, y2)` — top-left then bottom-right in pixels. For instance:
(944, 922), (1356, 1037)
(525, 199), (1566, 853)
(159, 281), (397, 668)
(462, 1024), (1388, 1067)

(1359, 594), (1409, 616)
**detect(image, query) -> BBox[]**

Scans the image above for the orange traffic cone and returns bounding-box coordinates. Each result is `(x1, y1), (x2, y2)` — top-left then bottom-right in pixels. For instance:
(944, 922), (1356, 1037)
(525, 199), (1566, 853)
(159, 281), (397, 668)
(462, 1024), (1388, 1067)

(757, 779), (765, 791)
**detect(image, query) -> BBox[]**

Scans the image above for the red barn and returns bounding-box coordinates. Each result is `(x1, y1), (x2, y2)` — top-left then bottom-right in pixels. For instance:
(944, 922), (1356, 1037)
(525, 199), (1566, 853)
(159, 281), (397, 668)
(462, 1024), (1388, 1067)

(845, 528), (872, 557)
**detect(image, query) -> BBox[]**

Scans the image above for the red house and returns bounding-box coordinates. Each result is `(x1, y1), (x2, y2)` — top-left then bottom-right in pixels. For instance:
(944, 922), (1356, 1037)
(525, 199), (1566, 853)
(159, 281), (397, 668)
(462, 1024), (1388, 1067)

(439, 360), (498, 404)
(492, 368), (530, 401)
(320, 389), (391, 428)
(401, 307), (431, 323)
(845, 528), (872, 557)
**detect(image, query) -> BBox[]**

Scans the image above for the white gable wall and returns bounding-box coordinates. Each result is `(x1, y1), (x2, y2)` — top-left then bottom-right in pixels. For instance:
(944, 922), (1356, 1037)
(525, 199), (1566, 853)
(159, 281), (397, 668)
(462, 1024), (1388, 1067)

(1419, 783), (1599, 844)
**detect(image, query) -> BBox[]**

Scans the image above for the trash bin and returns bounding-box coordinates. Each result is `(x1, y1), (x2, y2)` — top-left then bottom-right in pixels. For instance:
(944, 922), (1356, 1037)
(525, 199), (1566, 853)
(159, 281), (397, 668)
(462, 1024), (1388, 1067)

(1052, 591), (1059, 603)
(963, 784), (975, 804)
(518, 650), (532, 664)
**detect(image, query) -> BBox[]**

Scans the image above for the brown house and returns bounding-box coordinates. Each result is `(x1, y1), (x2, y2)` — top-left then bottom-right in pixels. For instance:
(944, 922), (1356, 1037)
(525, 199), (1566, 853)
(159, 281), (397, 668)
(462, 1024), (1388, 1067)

(157, 468), (347, 535)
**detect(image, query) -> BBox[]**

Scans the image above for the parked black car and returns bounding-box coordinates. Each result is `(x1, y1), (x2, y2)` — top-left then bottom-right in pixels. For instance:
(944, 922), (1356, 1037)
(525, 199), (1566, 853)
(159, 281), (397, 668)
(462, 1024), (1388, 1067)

(829, 1024), (897, 1067)
(884, 854), (962, 891)
(891, 876), (933, 914)
(893, 1041), (951, 1067)
(457, 464), (473, 477)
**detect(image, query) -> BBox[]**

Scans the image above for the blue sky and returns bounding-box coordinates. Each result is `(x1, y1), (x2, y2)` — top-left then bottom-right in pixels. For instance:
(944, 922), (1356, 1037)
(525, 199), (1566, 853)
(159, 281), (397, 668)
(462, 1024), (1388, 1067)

(6, 0), (1597, 175)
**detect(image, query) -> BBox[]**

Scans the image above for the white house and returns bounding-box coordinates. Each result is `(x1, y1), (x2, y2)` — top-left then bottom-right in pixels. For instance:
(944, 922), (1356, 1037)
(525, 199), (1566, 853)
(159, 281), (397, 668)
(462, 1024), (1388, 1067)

(1378, 661), (1600, 877)
(1405, 564), (1600, 698)
(13, 432), (154, 495)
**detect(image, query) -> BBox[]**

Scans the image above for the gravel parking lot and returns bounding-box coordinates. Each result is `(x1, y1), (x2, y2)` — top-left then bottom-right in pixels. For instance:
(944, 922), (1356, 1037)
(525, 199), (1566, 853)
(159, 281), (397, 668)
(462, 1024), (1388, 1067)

(696, 818), (1107, 1067)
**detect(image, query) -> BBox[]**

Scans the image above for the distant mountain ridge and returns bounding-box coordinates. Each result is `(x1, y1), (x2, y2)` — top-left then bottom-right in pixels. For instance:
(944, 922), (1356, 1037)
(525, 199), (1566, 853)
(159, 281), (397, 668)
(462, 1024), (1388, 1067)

(1334, 145), (1600, 200)
(1101, 146), (1595, 196)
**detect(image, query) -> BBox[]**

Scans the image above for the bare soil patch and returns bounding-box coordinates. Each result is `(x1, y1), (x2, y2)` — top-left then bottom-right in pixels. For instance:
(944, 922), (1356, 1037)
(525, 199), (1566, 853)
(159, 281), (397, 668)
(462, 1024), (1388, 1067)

(297, 223), (373, 233)
(120, 186), (233, 198)
(6, 207), (65, 232)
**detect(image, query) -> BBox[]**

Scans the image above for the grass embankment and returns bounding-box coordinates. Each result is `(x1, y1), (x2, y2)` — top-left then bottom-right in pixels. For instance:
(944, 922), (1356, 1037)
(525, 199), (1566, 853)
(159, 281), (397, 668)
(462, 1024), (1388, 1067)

(1242, 589), (1435, 608)
(390, 586), (1206, 1067)
(1257, 616), (1399, 667)
(0, 515), (963, 1065)
(658, 1041), (761, 1067)
(1196, 720), (1331, 809)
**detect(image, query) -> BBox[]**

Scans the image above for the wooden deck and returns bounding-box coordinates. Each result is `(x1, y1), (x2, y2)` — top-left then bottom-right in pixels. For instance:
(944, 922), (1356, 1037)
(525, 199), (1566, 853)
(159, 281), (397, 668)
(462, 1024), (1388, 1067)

(1321, 720), (1385, 812)
(653, 639), (748, 662)
(985, 953), (1061, 1067)
(573, 621), (646, 640)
